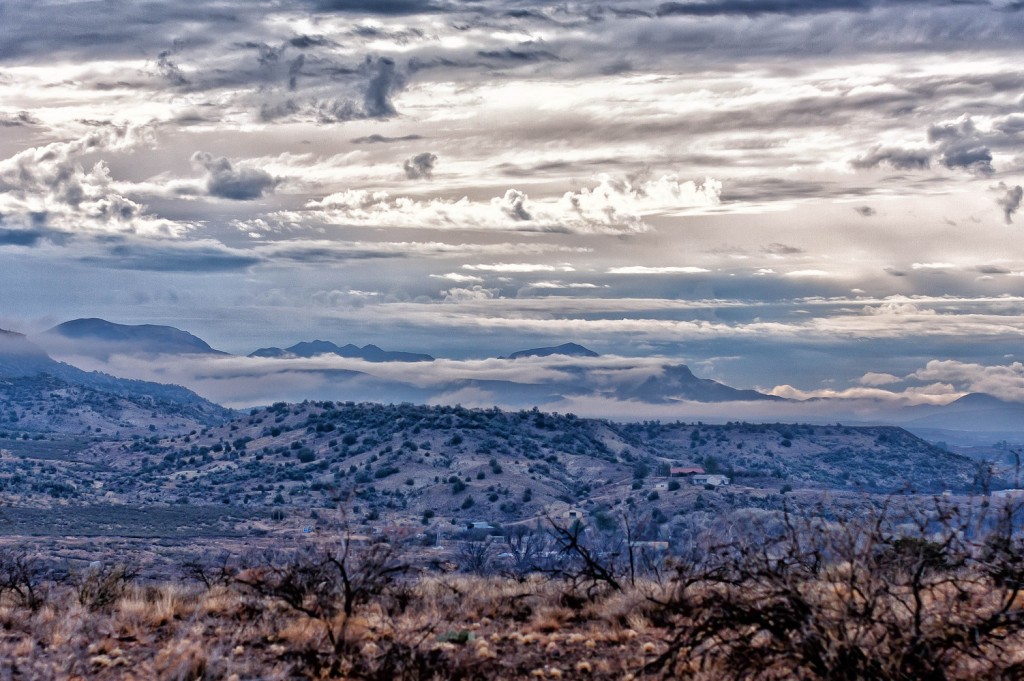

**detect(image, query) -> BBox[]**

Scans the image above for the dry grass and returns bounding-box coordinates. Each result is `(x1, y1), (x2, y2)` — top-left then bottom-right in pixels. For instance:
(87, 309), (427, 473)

(0, 573), (669, 679)
(0, 564), (1018, 680)
(3, 505), (1024, 681)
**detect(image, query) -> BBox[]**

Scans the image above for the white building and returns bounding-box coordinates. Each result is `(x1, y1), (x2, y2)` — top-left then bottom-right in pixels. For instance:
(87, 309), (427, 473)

(692, 474), (729, 487)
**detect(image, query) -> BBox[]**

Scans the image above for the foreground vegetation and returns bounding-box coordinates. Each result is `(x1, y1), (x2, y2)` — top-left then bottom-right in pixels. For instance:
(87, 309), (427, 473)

(2, 499), (1024, 680)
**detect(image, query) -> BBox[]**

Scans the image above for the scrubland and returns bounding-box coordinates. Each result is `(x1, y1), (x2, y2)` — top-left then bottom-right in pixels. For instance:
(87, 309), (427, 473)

(2, 502), (1023, 680)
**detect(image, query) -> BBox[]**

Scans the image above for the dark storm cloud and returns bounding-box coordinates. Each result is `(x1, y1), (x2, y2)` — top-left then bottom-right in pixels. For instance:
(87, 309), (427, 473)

(2, 0), (1020, 83)
(173, 111), (215, 126)
(157, 50), (190, 87)
(191, 153), (279, 201)
(851, 147), (932, 171)
(313, 57), (404, 122)
(476, 48), (565, 62)
(289, 34), (333, 49)
(996, 115), (1024, 135)
(287, 54), (305, 90)
(268, 246), (410, 263)
(351, 24), (426, 44)
(502, 190), (533, 221)
(0, 1), (264, 62)
(997, 184), (1024, 224)
(0, 229), (46, 247)
(405, 56), (479, 74)
(853, 110), (1024, 176)
(554, 2), (1024, 67)
(309, 0), (448, 14)
(0, 111), (39, 127)
(976, 265), (1012, 274)
(928, 118), (994, 175)
(497, 157), (630, 178)
(362, 57), (403, 117)
(403, 152), (437, 179)
(80, 242), (261, 273)
(654, 0), (982, 17)
(721, 178), (874, 202)
(176, 40), (321, 94)
(351, 134), (424, 144)
(259, 100), (301, 122)
(761, 243), (804, 255)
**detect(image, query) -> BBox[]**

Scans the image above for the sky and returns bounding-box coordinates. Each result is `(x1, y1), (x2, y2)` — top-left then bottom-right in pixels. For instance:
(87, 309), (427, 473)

(2, 0), (1024, 410)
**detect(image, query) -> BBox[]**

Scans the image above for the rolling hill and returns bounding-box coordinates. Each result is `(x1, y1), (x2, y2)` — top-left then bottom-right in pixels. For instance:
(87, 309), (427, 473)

(65, 401), (982, 525)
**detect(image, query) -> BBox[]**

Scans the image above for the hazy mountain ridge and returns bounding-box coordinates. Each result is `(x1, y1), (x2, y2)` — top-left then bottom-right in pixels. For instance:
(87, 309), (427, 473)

(622, 364), (785, 403)
(25, 318), (1024, 438)
(40, 318), (788, 407)
(251, 339), (434, 363)
(899, 393), (1024, 432)
(503, 342), (600, 359)
(42, 318), (228, 358)
(0, 329), (231, 435)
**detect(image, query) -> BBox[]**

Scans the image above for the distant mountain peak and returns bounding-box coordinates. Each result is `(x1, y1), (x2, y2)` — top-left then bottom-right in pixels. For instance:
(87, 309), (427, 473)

(948, 392), (1015, 408)
(505, 342), (599, 359)
(43, 318), (225, 357)
(621, 363), (783, 403)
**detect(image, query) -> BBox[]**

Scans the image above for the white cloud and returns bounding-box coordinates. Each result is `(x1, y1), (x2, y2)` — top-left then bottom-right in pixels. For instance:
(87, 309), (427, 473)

(912, 262), (956, 270)
(463, 263), (574, 273)
(862, 301), (936, 316)
(607, 266), (710, 274)
(910, 359), (1024, 402)
(768, 383), (960, 405)
(294, 173), (722, 234)
(784, 269), (830, 278)
(857, 371), (902, 386)
(0, 125), (187, 236)
(522, 281), (601, 289)
(430, 272), (484, 283)
(442, 286), (498, 303)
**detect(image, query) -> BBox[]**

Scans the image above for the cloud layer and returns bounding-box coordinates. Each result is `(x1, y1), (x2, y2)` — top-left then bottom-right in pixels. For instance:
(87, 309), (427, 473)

(2, 0), (1024, 413)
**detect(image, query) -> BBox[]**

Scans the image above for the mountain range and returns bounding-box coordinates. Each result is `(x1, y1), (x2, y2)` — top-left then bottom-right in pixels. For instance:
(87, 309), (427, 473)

(250, 340), (434, 363)
(19, 317), (1024, 441)
(33, 319), (782, 406)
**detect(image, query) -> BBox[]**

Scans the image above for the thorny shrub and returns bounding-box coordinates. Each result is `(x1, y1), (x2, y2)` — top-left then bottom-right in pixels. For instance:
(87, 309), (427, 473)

(645, 497), (1024, 680)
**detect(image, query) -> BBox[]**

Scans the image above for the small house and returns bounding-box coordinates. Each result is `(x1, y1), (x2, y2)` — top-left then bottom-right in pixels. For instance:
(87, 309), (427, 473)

(563, 508), (585, 520)
(670, 466), (705, 477)
(692, 474), (729, 487)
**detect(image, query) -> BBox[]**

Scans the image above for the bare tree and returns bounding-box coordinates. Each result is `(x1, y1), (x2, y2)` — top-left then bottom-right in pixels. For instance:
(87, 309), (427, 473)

(0, 549), (45, 611)
(458, 538), (494, 575)
(503, 525), (548, 579)
(234, 528), (412, 677)
(644, 497), (1024, 680)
